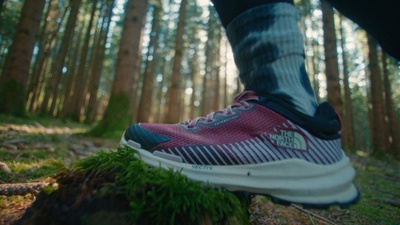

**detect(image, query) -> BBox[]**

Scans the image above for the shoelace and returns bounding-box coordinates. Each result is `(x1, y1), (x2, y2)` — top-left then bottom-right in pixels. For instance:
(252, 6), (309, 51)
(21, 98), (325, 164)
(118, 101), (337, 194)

(183, 90), (259, 128)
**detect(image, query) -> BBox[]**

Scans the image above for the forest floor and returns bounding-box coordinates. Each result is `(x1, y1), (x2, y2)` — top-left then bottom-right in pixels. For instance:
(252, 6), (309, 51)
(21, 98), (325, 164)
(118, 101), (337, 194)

(0, 114), (399, 225)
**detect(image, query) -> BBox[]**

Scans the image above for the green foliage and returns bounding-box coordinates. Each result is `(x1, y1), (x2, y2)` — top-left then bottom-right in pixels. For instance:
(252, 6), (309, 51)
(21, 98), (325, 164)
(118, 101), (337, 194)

(0, 79), (28, 117)
(89, 93), (132, 139)
(0, 0), (23, 48)
(0, 157), (66, 183)
(75, 146), (247, 225)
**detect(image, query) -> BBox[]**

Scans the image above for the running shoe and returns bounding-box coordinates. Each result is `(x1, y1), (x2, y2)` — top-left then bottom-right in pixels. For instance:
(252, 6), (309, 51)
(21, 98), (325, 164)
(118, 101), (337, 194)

(121, 90), (359, 208)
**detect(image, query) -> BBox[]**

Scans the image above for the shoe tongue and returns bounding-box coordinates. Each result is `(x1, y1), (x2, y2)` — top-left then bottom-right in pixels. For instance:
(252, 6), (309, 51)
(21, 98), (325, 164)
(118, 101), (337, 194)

(234, 91), (258, 102)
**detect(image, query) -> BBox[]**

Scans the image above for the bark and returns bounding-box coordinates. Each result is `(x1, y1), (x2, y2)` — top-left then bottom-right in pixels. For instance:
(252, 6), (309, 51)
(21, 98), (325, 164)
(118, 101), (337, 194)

(367, 34), (388, 152)
(164, 0), (187, 123)
(311, 44), (321, 103)
(339, 16), (355, 150)
(212, 26), (222, 111)
(26, 0), (53, 110)
(222, 38), (229, 108)
(321, 0), (342, 118)
(0, 182), (49, 196)
(68, 0), (99, 121)
(381, 52), (400, 156)
(189, 46), (200, 120)
(60, 21), (86, 118)
(40, 0), (82, 115)
(155, 57), (167, 123)
(91, 0), (148, 137)
(85, 0), (115, 123)
(0, 0), (46, 116)
(128, 1), (148, 123)
(137, 1), (162, 123)
(28, 2), (67, 112)
(201, 8), (216, 116)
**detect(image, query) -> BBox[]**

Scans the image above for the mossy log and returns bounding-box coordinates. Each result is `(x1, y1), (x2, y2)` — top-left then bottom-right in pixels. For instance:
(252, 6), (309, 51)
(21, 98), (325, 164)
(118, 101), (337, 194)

(14, 147), (250, 225)
(0, 182), (49, 196)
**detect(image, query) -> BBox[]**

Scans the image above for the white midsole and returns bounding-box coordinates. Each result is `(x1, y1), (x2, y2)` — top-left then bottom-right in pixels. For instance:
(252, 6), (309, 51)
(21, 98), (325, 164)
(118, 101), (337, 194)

(121, 137), (358, 205)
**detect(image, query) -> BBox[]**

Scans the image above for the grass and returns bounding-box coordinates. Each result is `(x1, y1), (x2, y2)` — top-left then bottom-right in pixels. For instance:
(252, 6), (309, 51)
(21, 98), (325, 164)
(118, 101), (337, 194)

(349, 155), (400, 224)
(1, 114), (400, 224)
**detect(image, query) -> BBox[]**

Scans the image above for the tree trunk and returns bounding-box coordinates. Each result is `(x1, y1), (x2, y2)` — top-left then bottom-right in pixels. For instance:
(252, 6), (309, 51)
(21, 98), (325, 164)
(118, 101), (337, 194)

(321, 0), (342, 118)
(91, 0), (148, 137)
(339, 15), (355, 150)
(59, 22), (85, 118)
(164, 0), (187, 123)
(137, 1), (162, 123)
(381, 51), (400, 156)
(68, 0), (99, 121)
(367, 34), (388, 152)
(40, 0), (81, 115)
(26, 0), (53, 110)
(221, 38), (229, 108)
(311, 44), (321, 103)
(189, 43), (201, 120)
(201, 7), (216, 116)
(128, 3), (148, 124)
(0, 0), (46, 116)
(85, 0), (115, 123)
(27, 2), (67, 113)
(212, 26), (222, 111)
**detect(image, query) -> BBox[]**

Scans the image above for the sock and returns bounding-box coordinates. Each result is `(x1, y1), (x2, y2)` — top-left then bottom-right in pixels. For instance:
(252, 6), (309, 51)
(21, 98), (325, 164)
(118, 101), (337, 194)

(225, 3), (318, 115)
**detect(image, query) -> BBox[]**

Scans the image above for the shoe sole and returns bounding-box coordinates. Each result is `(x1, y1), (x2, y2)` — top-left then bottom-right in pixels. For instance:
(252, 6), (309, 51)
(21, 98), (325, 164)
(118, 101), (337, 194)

(121, 138), (359, 209)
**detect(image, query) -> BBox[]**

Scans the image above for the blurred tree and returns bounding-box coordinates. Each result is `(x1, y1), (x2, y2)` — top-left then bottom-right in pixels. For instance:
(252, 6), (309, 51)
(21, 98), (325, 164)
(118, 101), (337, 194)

(339, 15), (355, 150)
(321, 0), (342, 118)
(85, 0), (115, 123)
(27, 0), (67, 113)
(69, 0), (100, 121)
(137, 0), (162, 123)
(91, 0), (149, 137)
(0, 0), (46, 116)
(40, 0), (82, 115)
(367, 34), (389, 153)
(381, 51), (400, 155)
(165, 0), (187, 123)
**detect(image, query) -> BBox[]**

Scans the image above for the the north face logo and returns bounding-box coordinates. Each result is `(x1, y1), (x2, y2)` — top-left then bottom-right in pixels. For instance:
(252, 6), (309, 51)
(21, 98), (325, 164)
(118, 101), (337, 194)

(269, 130), (307, 151)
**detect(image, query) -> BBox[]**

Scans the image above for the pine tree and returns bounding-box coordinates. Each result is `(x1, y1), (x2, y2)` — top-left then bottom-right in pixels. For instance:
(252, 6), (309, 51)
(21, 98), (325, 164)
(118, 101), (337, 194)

(0, 0), (46, 116)
(91, 0), (149, 137)
(165, 0), (188, 123)
(321, 0), (343, 118)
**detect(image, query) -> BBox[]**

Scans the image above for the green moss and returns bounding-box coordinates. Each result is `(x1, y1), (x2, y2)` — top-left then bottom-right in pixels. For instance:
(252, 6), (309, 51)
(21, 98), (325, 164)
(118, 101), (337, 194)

(349, 156), (400, 224)
(0, 79), (28, 117)
(89, 93), (132, 139)
(74, 147), (248, 225)
(0, 159), (66, 183)
(42, 185), (58, 195)
(82, 211), (133, 225)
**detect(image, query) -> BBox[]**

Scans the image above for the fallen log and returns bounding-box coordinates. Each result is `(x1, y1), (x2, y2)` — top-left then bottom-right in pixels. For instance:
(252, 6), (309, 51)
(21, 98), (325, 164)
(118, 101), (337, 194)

(0, 182), (49, 196)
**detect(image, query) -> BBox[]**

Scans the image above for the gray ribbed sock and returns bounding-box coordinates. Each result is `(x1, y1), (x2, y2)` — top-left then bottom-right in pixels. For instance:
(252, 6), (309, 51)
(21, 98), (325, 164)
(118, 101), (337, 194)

(226, 3), (317, 115)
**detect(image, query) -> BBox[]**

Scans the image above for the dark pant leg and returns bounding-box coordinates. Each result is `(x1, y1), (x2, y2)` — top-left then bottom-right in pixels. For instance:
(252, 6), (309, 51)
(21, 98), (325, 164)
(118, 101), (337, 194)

(210, 0), (293, 28)
(327, 0), (399, 60)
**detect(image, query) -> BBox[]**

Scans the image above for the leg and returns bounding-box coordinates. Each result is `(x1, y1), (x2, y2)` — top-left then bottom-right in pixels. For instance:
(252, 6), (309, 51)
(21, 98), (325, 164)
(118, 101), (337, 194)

(212, 0), (318, 116)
